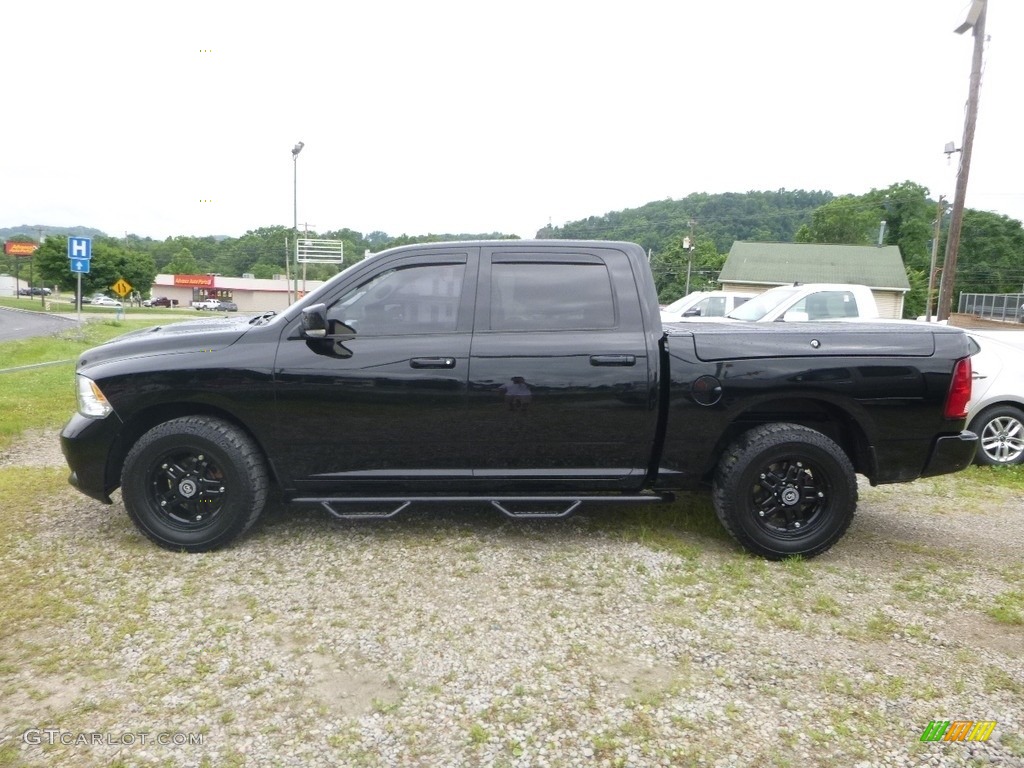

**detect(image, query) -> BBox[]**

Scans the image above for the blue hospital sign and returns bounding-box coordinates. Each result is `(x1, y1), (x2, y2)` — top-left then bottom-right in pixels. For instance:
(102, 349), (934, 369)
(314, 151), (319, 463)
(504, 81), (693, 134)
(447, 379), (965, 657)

(68, 237), (92, 261)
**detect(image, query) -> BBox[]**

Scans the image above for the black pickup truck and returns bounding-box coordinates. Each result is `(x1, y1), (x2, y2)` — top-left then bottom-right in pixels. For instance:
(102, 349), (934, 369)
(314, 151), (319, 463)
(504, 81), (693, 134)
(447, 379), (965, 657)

(60, 240), (977, 559)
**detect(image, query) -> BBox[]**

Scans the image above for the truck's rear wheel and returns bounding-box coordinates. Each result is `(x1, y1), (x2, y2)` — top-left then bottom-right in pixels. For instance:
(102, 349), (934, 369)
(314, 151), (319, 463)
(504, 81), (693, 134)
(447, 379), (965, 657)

(121, 417), (268, 552)
(712, 423), (857, 560)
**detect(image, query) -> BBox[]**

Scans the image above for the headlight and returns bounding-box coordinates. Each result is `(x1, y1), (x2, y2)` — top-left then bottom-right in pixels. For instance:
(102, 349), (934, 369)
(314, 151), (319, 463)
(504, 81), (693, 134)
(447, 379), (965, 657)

(76, 375), (113, 418)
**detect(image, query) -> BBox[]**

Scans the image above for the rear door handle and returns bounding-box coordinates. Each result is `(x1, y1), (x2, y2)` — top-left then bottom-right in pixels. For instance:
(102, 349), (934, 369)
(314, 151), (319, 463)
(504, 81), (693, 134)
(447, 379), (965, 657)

(410, 357), (456, 369)
(589, 355), (636, 367)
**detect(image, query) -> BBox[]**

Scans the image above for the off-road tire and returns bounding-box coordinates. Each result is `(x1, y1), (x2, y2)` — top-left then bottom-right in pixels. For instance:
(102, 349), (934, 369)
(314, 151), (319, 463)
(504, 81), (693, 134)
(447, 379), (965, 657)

(121, 416), (268, 552)
(712, 423), (857, 560)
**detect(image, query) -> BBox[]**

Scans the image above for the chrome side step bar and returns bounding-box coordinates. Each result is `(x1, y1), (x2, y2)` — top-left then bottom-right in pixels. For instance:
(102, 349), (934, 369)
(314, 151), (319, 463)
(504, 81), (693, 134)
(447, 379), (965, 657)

(291, 494), (674, 522)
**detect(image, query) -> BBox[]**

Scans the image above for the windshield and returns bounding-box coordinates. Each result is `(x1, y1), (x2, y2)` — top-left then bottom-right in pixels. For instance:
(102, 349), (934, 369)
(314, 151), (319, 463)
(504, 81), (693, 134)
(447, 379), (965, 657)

(727, 286), (802, 321)
(662, 293), (704, 314)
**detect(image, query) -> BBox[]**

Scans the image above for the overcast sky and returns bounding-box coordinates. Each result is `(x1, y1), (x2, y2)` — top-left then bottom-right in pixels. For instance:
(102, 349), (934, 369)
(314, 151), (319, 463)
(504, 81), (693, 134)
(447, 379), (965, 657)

(3, 1), (1022, 242)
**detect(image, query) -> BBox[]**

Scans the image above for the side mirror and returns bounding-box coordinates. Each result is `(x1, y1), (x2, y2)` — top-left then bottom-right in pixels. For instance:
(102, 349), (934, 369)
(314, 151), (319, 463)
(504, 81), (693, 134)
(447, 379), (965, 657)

(301, 304), (328, 338)
(781, 310), (810, 323)
(682, 307), (702, 317)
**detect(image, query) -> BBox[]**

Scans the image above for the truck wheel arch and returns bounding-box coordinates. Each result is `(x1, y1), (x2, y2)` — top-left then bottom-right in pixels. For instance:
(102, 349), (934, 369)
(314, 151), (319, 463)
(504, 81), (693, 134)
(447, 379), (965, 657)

(707, 397), (871, 481)
(107, 405), (278, 496)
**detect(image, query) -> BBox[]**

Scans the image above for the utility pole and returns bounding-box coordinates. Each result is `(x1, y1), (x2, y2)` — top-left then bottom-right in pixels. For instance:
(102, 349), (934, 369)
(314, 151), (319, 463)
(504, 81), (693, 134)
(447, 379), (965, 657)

(683, 219), (696, 295)
(937, 0), (987, 321)
(33, 226), (46, 305)
(926, 196), (946, 322)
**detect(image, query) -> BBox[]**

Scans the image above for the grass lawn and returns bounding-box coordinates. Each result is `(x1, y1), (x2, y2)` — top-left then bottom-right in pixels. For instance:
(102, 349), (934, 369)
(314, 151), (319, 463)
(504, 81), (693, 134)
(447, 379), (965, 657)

(0, 317), (172, 451)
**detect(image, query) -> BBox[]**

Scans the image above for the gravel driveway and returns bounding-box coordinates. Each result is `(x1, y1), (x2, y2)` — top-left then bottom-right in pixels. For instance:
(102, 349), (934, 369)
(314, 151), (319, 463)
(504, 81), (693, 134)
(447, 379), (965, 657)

(1, 432), (1021, 767)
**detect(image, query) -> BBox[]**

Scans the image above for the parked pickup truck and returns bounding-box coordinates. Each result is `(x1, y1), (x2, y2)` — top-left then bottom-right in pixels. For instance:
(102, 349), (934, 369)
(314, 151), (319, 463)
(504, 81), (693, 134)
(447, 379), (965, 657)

(660, 290), (756, 322)
(192, 298), (224, 310)
(60, 240), (977, 559)
(725, 283), (880, 322)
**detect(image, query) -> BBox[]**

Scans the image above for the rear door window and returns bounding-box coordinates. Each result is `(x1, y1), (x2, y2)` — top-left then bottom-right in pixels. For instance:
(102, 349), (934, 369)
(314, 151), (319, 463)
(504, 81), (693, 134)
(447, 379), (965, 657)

(490, 262), (616, 331)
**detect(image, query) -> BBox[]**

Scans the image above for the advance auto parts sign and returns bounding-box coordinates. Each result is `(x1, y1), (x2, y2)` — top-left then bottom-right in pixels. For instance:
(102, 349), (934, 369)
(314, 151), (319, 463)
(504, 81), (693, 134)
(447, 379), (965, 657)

(174, 275), (215, 288)
(4, 242), (38, 256)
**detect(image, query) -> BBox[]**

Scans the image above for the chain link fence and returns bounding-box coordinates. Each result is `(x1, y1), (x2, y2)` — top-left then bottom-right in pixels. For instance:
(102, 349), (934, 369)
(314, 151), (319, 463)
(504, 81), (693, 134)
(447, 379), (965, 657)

(958, 293), (1024, 323)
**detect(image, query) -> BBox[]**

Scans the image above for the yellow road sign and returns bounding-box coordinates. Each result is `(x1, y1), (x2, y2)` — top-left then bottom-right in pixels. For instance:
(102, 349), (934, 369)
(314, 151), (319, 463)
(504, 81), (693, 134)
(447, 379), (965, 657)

(111, 278), (133, 298)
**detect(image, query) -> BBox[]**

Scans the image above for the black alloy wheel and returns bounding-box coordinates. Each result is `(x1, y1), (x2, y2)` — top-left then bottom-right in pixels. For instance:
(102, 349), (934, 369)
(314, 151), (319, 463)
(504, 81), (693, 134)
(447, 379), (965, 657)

(713, 423), (857, 560)
(121, 417), (268, 551)
(750, 456), (830, 538)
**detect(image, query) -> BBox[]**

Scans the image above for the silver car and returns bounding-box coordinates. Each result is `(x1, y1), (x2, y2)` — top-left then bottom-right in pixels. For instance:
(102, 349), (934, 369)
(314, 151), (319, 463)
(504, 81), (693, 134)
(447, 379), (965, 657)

(966, 331), (1024, 465)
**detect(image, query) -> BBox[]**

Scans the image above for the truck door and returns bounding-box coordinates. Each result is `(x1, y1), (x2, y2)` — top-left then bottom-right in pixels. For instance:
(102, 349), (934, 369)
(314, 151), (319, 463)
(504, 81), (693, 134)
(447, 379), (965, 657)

(271, 249), (477, 493)
(465, 245), (658, 489)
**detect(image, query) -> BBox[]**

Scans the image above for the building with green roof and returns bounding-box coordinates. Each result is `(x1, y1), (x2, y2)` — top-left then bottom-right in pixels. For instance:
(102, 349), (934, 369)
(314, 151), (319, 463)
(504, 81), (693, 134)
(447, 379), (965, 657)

(718, 242), (911, 318)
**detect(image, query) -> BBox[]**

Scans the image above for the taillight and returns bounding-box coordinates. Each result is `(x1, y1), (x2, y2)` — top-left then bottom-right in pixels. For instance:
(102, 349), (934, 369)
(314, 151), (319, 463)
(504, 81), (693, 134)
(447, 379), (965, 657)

(944, 356), (972, 419)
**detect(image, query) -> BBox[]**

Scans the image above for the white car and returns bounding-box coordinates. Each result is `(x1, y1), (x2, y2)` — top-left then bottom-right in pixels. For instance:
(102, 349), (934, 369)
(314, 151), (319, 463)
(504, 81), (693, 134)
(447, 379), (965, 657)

(660, 291), (756, 322)
(91, 296), (123, 307)
(965, 331), (1024, 465)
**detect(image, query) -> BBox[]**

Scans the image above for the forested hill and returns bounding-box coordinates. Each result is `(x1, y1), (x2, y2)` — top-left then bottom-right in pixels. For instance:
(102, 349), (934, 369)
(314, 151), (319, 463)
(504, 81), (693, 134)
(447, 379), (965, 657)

(536, 189), (835, 254)
(1, 224), (106, 241)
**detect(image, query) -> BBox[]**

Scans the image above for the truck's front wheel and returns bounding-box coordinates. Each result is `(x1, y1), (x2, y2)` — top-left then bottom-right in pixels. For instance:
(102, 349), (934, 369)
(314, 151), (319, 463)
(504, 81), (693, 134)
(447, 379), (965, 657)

(121, 417), (268, 552)
(713, 423), (857, 560)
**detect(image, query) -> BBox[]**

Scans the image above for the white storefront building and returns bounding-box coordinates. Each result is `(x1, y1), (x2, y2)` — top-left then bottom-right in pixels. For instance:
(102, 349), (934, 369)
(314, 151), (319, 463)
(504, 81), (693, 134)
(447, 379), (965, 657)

(150, 274), (327, 312)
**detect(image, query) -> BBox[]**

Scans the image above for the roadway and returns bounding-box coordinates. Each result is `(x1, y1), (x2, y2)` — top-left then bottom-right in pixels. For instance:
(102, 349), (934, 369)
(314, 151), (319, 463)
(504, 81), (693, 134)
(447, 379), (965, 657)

(0, 306), (80, 342)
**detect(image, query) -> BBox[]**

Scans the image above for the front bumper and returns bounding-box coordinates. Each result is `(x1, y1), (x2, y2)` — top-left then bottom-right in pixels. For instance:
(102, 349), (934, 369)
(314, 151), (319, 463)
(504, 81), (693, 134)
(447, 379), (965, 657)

(920, 430), (978, 478)
(60, 412), (125, 504)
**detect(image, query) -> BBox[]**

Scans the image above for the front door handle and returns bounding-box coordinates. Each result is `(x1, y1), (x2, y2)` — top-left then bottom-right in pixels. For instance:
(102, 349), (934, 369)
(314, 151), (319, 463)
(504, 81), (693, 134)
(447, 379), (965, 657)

(410, 357), (457, 369)
(590, 355), (636, 367)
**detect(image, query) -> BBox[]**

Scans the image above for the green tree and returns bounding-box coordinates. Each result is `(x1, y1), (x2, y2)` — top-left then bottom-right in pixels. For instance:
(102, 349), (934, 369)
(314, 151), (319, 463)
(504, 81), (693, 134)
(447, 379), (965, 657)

(214, 226), (290, 276)
(164, 247), (201, 275)
(250, 262), (281, 280)
(116, 249), (158, 298)
(802, 195), (878, 245)
(142, 236), (217, 273)
(651, 236), (723, 302)
(904, 267), (929, 319)
(36, 236), (156, 298)
(952, 209), (1024, 298)
(798, 182), (938, 317)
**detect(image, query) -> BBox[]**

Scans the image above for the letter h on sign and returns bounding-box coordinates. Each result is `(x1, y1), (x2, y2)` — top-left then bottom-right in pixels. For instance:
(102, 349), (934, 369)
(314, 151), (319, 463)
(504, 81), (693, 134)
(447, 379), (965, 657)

(68, 237), (92, 261)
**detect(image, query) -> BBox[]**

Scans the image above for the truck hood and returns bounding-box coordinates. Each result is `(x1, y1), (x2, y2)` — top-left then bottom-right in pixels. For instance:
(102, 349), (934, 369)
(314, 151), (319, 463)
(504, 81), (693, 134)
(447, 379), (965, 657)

(76, 316), (254, 370)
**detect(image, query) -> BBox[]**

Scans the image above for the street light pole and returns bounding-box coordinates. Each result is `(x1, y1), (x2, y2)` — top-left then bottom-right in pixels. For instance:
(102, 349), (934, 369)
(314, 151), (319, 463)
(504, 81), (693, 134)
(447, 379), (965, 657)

(291, 141), (304, 304)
